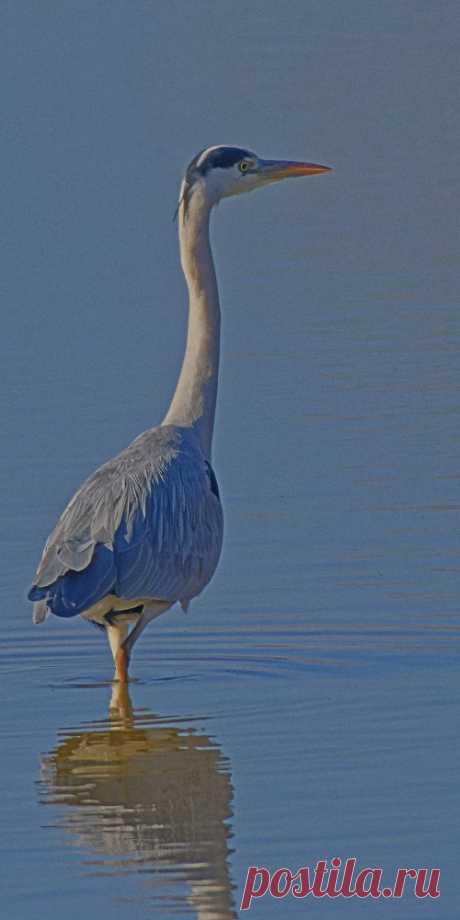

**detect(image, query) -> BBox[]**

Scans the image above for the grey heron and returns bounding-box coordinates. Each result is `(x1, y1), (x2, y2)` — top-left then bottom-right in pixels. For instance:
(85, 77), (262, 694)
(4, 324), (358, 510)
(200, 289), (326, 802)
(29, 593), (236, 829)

(29, 145), (330, 682)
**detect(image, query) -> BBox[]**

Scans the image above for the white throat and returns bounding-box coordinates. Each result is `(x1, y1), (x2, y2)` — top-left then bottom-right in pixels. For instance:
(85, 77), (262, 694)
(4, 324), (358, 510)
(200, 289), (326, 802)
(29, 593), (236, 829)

(162, 182), (220, 460)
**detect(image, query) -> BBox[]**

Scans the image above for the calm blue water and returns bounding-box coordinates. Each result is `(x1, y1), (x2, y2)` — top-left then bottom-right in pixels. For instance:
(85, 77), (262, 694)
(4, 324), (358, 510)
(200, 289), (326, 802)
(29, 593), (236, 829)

(2, 2), (459, 917)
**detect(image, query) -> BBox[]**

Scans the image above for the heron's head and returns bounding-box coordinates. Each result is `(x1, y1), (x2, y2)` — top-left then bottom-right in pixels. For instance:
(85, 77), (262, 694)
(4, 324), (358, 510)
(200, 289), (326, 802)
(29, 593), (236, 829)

(179, 145), (331, 218)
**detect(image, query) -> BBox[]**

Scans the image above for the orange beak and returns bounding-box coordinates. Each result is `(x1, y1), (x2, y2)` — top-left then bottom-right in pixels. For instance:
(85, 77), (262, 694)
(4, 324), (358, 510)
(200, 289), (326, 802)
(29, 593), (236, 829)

(258, 159), (332, 180)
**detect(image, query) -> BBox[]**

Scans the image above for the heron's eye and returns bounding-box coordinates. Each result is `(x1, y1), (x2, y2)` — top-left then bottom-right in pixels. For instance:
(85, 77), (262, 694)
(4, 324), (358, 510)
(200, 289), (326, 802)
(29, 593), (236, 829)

(239, 160), (250, 174)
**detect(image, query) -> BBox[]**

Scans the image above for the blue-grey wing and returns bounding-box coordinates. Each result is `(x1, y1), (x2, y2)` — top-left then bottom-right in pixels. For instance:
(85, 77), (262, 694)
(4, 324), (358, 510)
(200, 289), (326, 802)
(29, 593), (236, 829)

(29, 426), (223, 618)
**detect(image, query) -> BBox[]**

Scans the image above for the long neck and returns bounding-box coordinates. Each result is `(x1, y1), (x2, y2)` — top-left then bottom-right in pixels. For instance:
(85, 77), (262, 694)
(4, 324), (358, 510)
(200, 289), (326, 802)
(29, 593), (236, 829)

(162, 188), (220, 459)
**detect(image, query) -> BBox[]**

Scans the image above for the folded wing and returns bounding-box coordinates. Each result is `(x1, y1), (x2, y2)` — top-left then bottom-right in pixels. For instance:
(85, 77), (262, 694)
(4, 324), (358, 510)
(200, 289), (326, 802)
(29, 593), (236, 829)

(29, 426), (223, 618)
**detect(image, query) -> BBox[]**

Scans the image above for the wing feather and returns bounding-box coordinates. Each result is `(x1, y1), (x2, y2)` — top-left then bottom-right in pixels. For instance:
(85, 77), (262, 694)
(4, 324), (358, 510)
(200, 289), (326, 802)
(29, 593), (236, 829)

(29, 426), (223, 617)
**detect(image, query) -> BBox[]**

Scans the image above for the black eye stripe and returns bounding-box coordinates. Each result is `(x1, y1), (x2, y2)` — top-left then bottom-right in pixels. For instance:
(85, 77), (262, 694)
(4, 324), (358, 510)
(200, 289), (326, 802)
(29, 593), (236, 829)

(181, 146), (256, 219)
(192, 147), (254, 177)
(202, 147), (253, 173)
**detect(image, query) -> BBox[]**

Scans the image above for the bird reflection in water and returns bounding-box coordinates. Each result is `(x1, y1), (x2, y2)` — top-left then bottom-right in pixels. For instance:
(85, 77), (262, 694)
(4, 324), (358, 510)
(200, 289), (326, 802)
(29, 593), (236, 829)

(39, 684), (236, 920)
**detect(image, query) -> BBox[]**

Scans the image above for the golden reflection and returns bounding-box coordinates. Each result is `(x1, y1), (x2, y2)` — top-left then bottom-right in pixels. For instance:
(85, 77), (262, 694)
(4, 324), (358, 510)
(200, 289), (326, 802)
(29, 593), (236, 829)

(39, 684), (236, 920)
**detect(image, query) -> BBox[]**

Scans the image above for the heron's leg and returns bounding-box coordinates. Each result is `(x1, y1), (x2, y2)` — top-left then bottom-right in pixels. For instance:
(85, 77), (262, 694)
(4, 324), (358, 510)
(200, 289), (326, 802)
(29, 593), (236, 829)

(106, 622), (130, 683)
(122, 602), (171, 661)
(109, 681), (133, 719)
